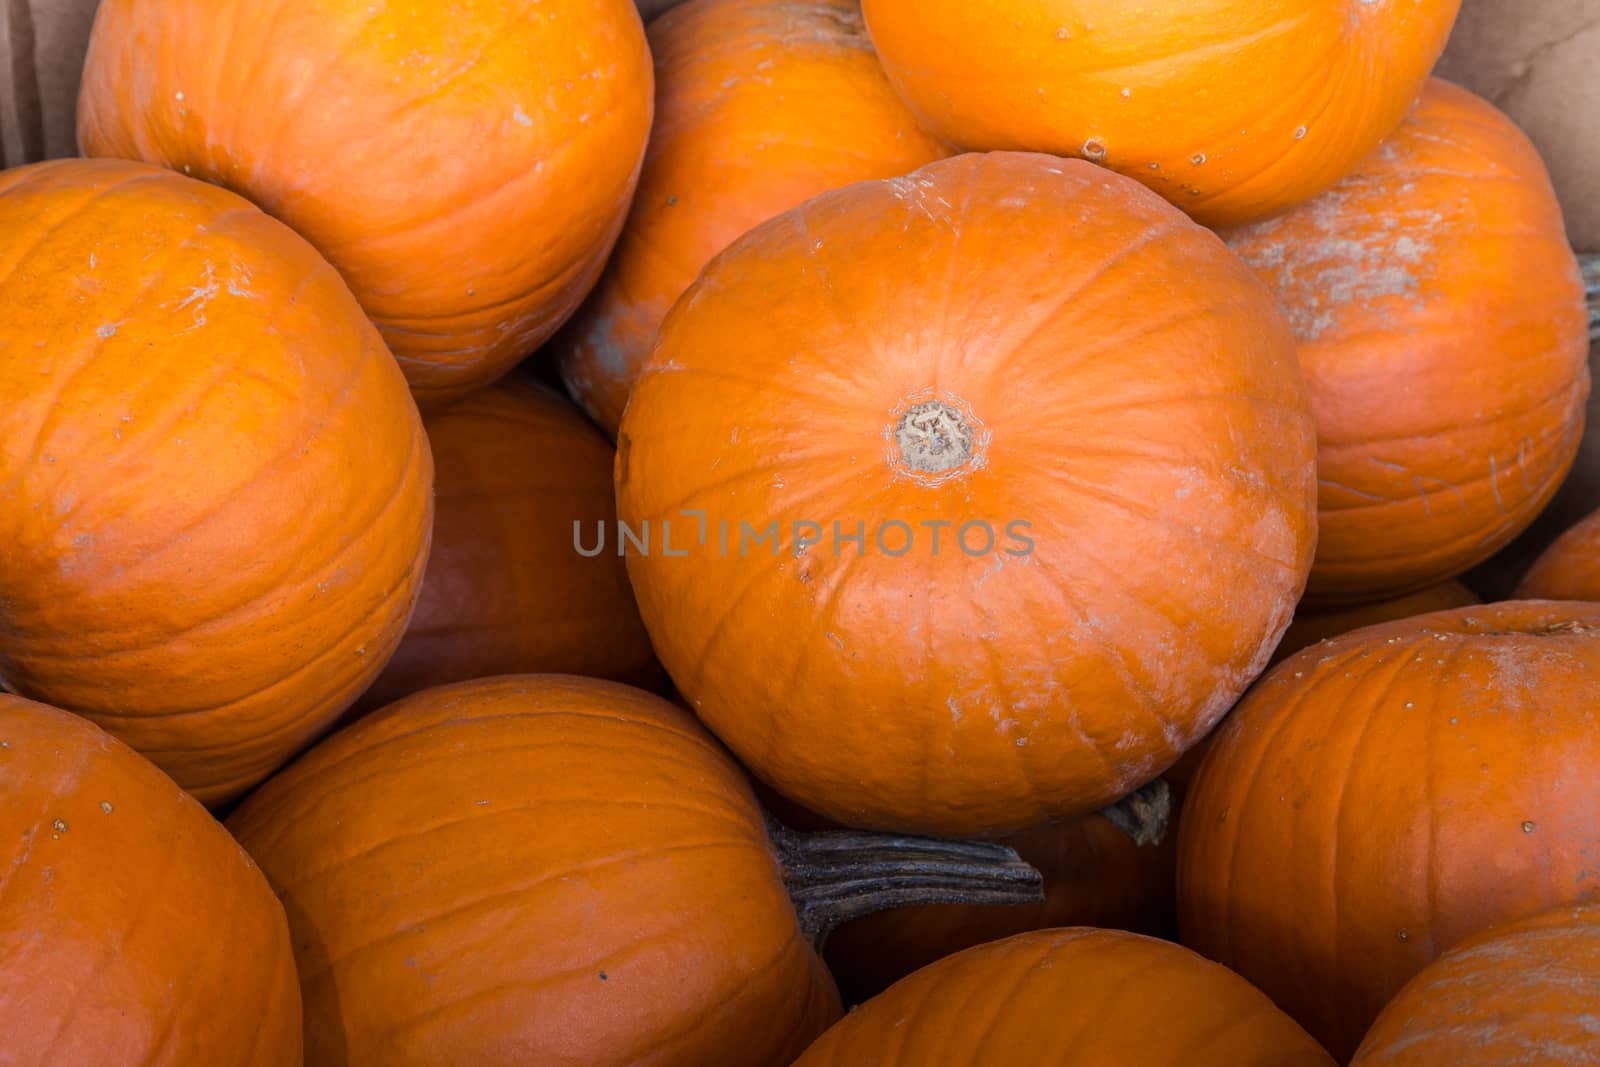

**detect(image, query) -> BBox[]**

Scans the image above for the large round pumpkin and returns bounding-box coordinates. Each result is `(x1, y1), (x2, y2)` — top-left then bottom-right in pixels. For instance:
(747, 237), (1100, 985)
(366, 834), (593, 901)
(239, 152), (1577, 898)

(78, 0), (654, 406)
(1224, 80), (1591, 604)
(617, 151), (1317, 836)
(1351, 903), (1600, 1066)
(794, 929), (1335, 1066)
(1517, 506), (1600, 601)
(1272, 581), (1480, 664)
(357, 376), (659, 711)
(1178, 601), (1600, 1061)
(0, 159), (432, 806)
(860, 0), (1460, 227)
(555, 0), (950, 435)
(0, 694), (302, 1065)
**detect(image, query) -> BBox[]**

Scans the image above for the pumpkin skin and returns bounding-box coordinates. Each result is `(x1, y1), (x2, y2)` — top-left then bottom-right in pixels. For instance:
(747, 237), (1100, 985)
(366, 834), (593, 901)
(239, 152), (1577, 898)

(228, 675), (840, 1067)
(617, 151), (1317, 836)
(1224, 80), (1591, 605)
(0, 159), (432, 806)
(78, 0), (654, 407)
(1271, 580), (1480, 664)
(794, 929), (1335, 1066)
(1517, 506), (1600, 601)
(0, 693), (302, 1066)
(357, 376), (659, 712)
(1178, 601), (1600, 1061)
(860, 0), (1460, 227)
(1350, 903), (1600, 1066)
(555, 0), (950, 435)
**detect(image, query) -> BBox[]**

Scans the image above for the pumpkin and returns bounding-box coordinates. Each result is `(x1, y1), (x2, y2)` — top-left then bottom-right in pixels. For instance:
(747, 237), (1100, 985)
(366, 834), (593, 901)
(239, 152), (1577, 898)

(616, 151), (1317, 836)
(793, 929), (1335, 1066)
(227, 675), (1042, 1067)
(1350, 903), (1600, 1066)
(555, 0), (950, 435)
(859, 0), (1460, 227)
(0, 693), (302, 1065)
(356, 375), (660, 712)
(0, 0), (101, 166)
(1224, 79), (1591, 605)
(1272, 581), (1480, 664)
(0, 158), (433, 806)
(78, 0), (654, 407)
(1178, 601), (1600, 1061)
(1516, 506), (1600, 601)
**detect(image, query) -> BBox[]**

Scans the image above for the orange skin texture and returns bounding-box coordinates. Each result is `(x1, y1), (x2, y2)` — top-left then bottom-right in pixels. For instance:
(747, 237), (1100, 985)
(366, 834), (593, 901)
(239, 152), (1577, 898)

(0, 159), (433, 806)
(1351, 903), (1600, 1066)
(794, 928), (1335, 1066)
(860, 0), (1460, 227)
(78, 0), (654, 407)
(1517, 506), (1600, 601)
(0, 695), (302, 1066)
(1178, 601), (1600, 1062)
(1271, 580), (1480, 664)
(1225, 80), (1591, 605)
(617, 151), (1317, 836)
(555, 0), (950, 435)
(357, 376), (660, 712)
(227, 676), (840, 1067)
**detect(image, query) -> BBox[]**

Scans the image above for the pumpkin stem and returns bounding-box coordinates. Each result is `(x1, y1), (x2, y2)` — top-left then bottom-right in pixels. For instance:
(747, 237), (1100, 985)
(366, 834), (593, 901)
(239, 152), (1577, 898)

(766, 816), (1044, 945)
(1098, 778), (1172, 847)
(1583, 254), (1599, 341)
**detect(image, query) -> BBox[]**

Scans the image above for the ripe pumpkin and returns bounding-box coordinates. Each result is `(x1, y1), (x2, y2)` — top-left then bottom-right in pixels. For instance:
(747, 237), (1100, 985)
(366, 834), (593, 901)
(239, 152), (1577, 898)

(617, 151), (1317, 836)
(555, 0), (950, 435)
(1224, 80), (1591, 605)
(860, 0), (1460, 227)
(356, 375), (659, 712)
(1350, 903), (1600, 1066)
(0, 693), (302, 1066)
(1517, 507), (1600, 601)
(0, 159), (432, 806)
(1272, 581), (1480, 664)
(793, 929), (1335, 1066)
(78, 0), (654, 407)
(227, 675), (1041, 1067)
(1178, 601), (1600, 1061)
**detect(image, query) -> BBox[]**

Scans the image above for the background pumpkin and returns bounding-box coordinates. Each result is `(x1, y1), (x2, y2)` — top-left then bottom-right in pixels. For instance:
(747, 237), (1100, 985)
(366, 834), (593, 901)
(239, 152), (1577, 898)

(794, 929), (1335, 1066)
(0, 158), (433, 806)
(1516, 506), (1600, 601)
(618, 151), (1317, 837)
(1350, 903), (1600, 1066)
(1178, 601), (1600, 1061)
(78, 0), (654, 406)
(1271, 581), (1481, 664)
(0, 694), (302, 1066)
(1224, 79), (1590, 605)
(860, 0), (1460, 227)
(555, 0), (950, 435)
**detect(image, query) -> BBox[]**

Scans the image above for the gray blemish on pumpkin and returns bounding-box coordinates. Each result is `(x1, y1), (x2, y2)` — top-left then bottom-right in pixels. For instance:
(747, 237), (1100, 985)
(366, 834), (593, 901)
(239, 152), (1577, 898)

(513, 106), (533, 127)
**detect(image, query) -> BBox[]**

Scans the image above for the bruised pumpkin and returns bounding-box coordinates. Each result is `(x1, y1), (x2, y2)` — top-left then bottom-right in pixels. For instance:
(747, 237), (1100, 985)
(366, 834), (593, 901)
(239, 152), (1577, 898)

(1517, 506), (1600, 601)
(0, 159), (432, 806)
(556, 0), (949, 434)
(1272, 580), (1480, 664)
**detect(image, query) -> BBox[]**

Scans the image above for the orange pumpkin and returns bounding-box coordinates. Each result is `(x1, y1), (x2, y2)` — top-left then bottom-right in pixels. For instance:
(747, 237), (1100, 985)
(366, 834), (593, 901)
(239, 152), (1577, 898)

(357, 376), (659, 711)
(228, 675), (1041, 1066)
(1517, 506), (1600, 601)
(1178, 601), (1600, 1061)
(860, 0), (1460, 227)
(1351, 903), (1600, 1066)
(555, 0), (950, 435)
(78, 0), (654, 406)
(794, 929), (1335, 1066)
(1272, 580), (1480, 664)
(0, 159), (432, 806)
(617, 151), (1317, 836)
(0, 694), (302, 1066)
(1224, 80), (1591, 604)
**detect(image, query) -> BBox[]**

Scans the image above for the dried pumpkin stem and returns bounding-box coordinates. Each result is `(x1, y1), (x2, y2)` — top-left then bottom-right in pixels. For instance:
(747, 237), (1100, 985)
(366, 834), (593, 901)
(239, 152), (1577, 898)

(766, 816), (1044, 945)
(1583, 254), (1600, 341)
(1098, 778), (1173, 848)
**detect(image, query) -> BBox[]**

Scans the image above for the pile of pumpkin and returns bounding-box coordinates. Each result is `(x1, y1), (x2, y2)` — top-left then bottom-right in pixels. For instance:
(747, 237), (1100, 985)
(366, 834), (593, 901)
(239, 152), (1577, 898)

(3, 0), (1600, 1064)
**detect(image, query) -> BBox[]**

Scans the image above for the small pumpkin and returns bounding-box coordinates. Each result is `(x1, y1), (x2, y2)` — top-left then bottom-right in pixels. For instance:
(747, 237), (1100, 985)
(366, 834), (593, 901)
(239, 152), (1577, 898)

(1517, 506), (1600, 601)
(793, 929), (1335, 1066)
(0, 159), (432, 806)
(227, 675), (1041, 1067)
(555, 0), (949, 434)
(1178, 601), (1600, 1061)
(860, 0), (1460, 226)
(617, 151), (1317, 836)
(78, 0), (654, 406)
(1224, 79), (1591, 605)
(1351, 903), (1600, 1066)
(1272, 581), (1481, 664)
(0, 693), (302, 1066)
